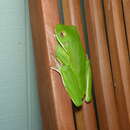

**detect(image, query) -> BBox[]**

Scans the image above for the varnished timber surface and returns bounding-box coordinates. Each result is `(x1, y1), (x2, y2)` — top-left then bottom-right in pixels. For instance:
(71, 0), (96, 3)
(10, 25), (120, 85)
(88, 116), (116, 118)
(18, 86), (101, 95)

(110, 0), (130, 124)
(29, 0), (76, 130)
(103, 0), (130, 129)
(122, 0), (130, 53)
(85, 0), (121, 129)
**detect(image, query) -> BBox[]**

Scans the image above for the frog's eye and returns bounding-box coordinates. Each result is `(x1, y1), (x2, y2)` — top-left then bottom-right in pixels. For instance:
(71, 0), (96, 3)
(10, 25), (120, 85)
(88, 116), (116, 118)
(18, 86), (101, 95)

(60, 31), (66, 37)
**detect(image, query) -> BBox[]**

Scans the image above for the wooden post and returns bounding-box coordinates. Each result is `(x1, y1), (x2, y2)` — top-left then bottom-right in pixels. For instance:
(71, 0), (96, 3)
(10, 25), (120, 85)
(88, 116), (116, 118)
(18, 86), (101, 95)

(28, 0), (76, 130)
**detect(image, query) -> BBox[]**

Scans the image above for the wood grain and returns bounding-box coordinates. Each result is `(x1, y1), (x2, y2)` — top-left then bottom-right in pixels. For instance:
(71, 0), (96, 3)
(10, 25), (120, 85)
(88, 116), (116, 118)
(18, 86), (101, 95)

(84, 0), (121, 129)
(62, 0), (98, 130)
(110, 0), (130, 124)
(28, 0), (76, 130)
(122, 0), (130, 53)
(103, 0), (130, 129)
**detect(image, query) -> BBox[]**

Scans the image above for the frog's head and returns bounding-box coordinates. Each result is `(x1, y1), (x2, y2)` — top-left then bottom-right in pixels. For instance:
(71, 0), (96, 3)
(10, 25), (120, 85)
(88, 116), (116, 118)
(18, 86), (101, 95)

(55, 24), (77, 48)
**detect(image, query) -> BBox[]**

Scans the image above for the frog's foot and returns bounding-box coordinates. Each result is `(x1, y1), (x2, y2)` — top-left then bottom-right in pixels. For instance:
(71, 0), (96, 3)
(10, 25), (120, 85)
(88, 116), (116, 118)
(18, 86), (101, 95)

(50, 55), (62, 73)
(50, 66), (60, 73)
(51, 55), (61, 66)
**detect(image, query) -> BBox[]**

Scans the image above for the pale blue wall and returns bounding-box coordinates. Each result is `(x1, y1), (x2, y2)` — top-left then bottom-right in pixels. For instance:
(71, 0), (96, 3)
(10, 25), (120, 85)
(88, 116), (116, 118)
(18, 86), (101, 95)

(0, 0), (43, 130)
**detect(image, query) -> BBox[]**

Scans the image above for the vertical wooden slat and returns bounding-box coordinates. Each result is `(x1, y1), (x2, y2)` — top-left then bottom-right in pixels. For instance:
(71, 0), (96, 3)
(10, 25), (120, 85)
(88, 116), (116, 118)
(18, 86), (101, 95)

(103, 0), (130, 129)
(110, 0), (130, 124)
(122, 0), (130, 52)
(84, 0), (121, 129)
(28, 0), (76, 130)
(62, 0), (98, 130)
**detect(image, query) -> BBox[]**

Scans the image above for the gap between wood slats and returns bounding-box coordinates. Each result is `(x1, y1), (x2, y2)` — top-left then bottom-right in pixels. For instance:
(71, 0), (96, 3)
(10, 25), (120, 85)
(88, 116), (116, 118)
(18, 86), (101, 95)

(121, 0), (130, 53)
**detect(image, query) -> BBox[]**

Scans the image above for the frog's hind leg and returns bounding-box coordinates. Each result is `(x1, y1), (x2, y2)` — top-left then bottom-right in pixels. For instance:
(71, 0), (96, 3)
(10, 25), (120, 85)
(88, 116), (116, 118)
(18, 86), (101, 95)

(55, 44), (69, 65)
(60, 65), (83, 107)
(85, 59), (92, 103)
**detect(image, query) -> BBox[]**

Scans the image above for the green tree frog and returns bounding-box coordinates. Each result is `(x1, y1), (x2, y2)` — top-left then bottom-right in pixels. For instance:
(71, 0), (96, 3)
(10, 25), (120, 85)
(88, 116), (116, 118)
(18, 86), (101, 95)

(53, 24), (92, 107)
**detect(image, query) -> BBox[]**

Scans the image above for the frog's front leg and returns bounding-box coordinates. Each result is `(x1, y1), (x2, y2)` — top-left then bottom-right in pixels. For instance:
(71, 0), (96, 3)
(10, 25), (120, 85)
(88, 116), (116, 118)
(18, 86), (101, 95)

(85, 59), (92, 103)
(60, 65), (83, 107)
(50, 44), (69, 72)
(56, 44), (69, 65)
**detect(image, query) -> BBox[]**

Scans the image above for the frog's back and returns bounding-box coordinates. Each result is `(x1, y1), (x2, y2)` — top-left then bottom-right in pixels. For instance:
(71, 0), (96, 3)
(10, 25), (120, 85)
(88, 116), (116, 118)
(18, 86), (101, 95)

(64, 26), (86, 95)
(55, 24), (87, 96)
